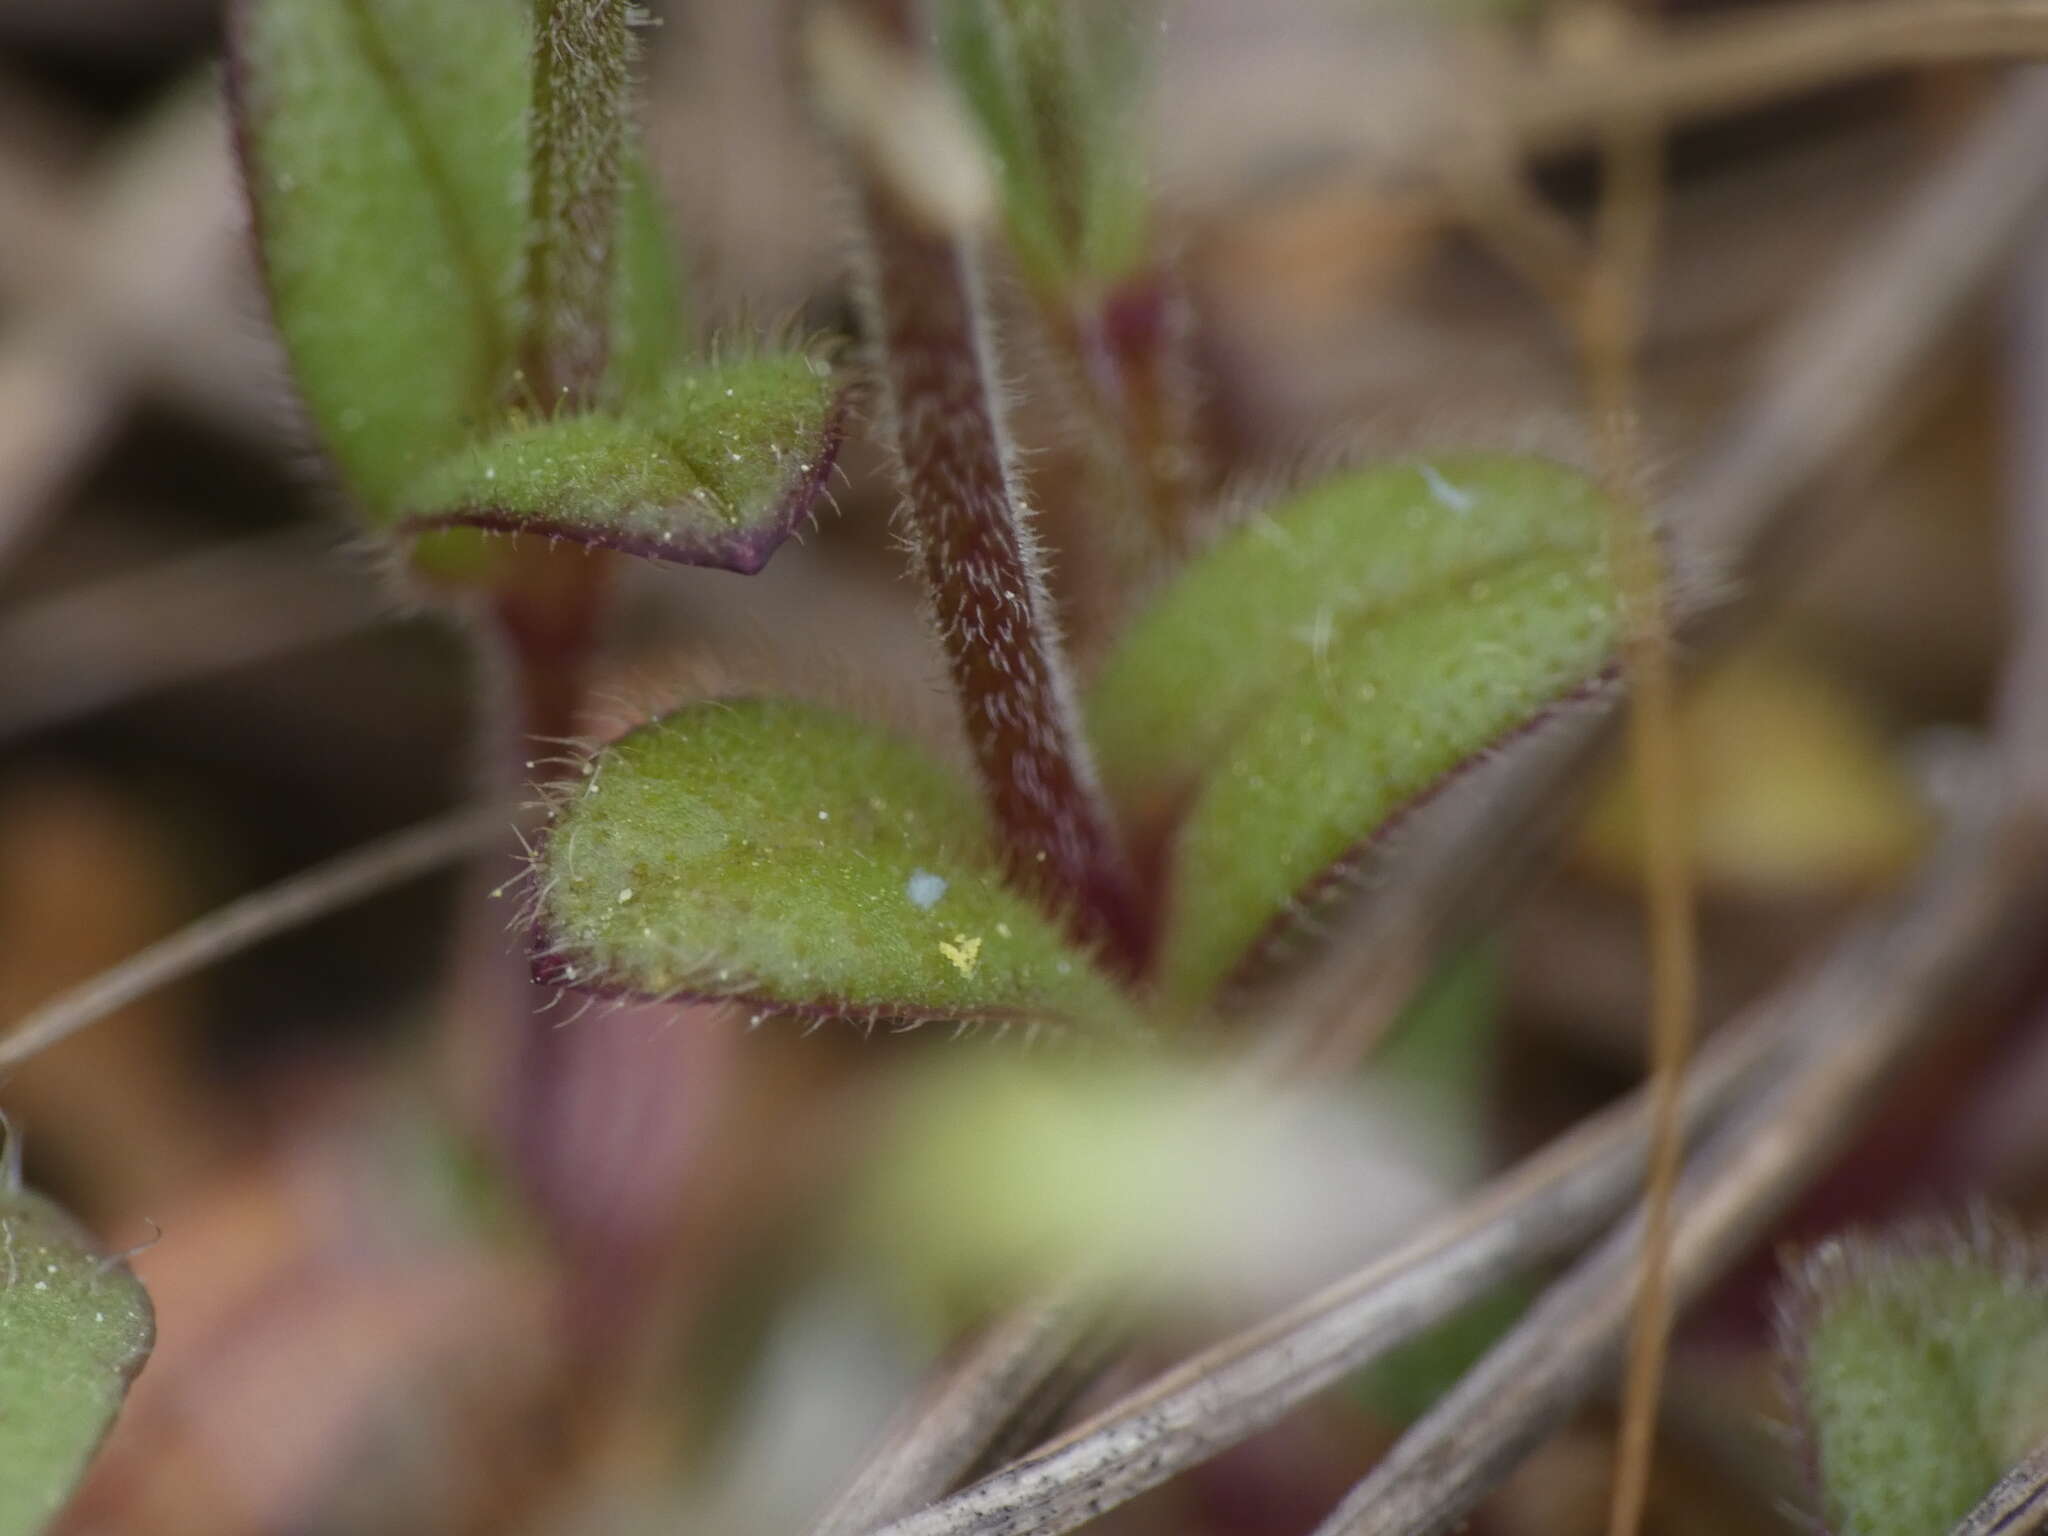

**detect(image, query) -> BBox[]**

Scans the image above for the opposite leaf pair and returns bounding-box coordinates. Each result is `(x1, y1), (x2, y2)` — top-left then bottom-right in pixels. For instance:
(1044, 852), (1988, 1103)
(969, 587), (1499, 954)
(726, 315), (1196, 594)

(231, 0), (1626, 1033)
(532, 454), (1621, 1030)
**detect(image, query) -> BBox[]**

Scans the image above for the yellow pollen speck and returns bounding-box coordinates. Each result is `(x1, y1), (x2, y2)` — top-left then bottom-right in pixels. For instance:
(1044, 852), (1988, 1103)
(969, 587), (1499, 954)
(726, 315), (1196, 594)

(938, 934), (982, 977)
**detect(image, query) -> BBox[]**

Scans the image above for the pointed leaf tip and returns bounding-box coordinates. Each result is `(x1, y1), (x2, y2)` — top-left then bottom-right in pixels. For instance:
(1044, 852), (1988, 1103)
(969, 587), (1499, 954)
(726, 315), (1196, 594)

(1088, 455), (1624, 1006)
(0, 1184), (154, 1531)
(532, 699), (1135, 1031)
(398, 355), (848, 570)
(1779, 1219), (2048, 1536)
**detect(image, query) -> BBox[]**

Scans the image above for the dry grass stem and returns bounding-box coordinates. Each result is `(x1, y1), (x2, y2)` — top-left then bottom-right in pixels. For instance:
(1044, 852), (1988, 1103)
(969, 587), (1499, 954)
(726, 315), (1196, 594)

(1307, 771), (2048, 1536)
(0, 528), (388, 742)
(0, 804), (509, 1073)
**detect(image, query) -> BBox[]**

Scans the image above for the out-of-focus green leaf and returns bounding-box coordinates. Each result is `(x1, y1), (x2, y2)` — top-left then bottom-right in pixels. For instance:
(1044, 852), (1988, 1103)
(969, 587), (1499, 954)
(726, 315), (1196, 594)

(231, 0), (689, 527)
(849, 1054), (1442, 1323)
(1355, 1280), (1531, 1427)
(938, 0), (1153, 294)
(1350, 942), (1519, 1424)
(1371, 941), (1501, 1179)
(532, 699), (1134, 1030)
(1780, 1222), (2048, 1536)
(399, 352), (844, 569)
(1088, 456), (1620, 1006)
(0, 1181), (154, 1532)
(1579, 646), (1932, 894)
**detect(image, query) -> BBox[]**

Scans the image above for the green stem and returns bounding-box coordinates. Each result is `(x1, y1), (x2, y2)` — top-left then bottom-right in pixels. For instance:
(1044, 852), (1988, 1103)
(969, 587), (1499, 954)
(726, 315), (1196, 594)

(520, 0), (631, 412)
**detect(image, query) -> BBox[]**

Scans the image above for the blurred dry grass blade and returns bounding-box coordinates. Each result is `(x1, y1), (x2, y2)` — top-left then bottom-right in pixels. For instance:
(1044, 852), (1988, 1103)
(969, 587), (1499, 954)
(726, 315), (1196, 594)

(0, 804), (508, 1073)
(1305, 774), (2048, 1536)
(0, 81), (282, 571)
(0, 527), (388, 741)
(859, 1009), (1783, 1536)
(1497, 0), (2048, 162)
(1666, 72), (2048, 586)
(1950, 1442), (2048, 1536)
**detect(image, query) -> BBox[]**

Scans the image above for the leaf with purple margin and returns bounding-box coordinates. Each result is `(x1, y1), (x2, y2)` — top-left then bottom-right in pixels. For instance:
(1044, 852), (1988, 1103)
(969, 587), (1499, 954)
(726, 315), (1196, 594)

(399, 353), (845, 568)
(1086, 456), (1622, 1006)
(531, 699), (1135, 1031)
(234, 0), (839, 578)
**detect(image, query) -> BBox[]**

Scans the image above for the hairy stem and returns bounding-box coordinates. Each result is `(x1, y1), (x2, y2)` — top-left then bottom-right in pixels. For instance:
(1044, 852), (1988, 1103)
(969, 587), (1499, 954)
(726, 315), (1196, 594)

(824, 0), (1146, 969)
(520, 0), (631, 411)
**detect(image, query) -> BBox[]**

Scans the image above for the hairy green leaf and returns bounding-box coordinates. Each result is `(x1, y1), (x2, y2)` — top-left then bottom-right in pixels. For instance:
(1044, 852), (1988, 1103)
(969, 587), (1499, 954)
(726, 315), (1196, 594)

(1781, 1223), (2048, 1536)
(1087, 456), (1620, 1006)
(231, 0), (688, 525)
(232, 0), (526, 514)
(399, 352), (845, 568)
(0, 1181), (154, 1531)
(532, 699), (1134, 1029)
(1354, 944), (1524, 1425)
(938, 0), (1152, 295)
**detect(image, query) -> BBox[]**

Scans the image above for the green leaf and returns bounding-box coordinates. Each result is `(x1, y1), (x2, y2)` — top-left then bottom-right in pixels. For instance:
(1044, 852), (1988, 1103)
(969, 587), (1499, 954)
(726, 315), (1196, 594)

(1087, 456), (1621, 1006)
(1781, 1222), (2048, 1536)
(938, 0), (1153, 295)
(1355, 1280), (1532, 1427)
(1371, 941), (1502, 1179)
(231, 0), (689, 526)
(0, 1181), (154, 1532)
(399, 352), (846, 569)
(531, 699), (1135, 1030)
(1352, 944), (1519, 1425)
(232, 0), (527, 516)
(609, 163), (693, 401)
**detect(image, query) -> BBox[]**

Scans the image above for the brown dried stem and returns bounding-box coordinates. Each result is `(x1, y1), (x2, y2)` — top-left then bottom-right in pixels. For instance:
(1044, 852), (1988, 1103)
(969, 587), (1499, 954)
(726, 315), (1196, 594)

(1567, 8), (1692, 1532)
(0, 803), (508, 1073)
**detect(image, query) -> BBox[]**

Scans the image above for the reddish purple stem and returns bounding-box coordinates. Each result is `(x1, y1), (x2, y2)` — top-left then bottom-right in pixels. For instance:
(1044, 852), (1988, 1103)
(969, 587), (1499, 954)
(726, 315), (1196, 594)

(856, 167), (1147, 973)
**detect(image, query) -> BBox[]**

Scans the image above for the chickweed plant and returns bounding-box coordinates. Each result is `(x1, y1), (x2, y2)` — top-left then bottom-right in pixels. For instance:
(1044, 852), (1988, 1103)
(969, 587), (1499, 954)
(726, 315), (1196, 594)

(8, 1), (2048, 1533)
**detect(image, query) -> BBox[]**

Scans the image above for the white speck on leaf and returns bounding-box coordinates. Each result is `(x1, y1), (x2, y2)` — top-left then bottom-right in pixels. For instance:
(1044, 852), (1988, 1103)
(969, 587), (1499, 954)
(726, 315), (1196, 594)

(906, 870), (947, 909)
(1419, 462), (1475, 512)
